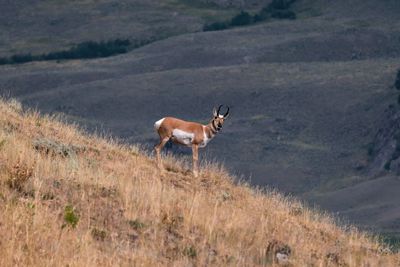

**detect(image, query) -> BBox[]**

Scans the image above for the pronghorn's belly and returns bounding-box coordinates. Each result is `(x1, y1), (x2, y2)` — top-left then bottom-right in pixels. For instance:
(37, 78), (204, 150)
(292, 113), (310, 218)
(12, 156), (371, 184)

(171, 129), (194, 146)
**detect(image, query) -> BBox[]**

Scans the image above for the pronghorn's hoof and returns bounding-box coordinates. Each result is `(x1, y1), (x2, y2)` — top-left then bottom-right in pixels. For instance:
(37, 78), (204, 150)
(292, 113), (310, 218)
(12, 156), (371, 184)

(193, 170), (199, 177)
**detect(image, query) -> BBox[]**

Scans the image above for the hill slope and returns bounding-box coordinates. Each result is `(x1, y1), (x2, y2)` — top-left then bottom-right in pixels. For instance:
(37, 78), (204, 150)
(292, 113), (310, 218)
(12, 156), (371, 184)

(1, 0), (400, 238)
(0, 99), (399, 265)
(0, 0), (239, 57)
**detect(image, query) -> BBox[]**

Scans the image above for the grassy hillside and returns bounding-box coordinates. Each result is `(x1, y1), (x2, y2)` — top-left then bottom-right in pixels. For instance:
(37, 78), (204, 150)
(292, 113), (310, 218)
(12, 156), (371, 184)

(2, 0), (400, 242)
(0, 99), (399, 266)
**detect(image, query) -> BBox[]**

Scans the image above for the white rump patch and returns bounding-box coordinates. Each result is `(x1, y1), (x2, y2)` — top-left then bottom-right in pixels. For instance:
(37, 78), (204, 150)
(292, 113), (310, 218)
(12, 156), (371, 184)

(172, 129), (194, 146)
(154, 118), (165, 130)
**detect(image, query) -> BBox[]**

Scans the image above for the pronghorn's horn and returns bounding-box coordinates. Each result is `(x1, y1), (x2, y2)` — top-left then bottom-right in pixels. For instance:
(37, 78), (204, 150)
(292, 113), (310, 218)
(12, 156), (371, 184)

(224, 106), (230, 117)
(217, 105), (223, 115)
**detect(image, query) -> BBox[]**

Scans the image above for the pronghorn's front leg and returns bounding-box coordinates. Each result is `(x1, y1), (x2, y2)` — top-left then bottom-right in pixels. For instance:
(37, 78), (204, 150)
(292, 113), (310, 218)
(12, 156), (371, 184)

(192, 144), (199, 177)
(155, 137), (169, 169)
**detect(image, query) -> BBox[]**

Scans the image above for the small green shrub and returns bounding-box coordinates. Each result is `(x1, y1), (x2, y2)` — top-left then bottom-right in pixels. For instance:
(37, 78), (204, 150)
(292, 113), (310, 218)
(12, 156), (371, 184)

(384, 161), (391, 171)
(91, 228), (107, 241)
(0, 139), (6, 150)
(253, 12), (269, 22)
(230, 11), (253, 26)
(63, 205), (79, 229)
(203, 0), (296, 32)
(268, 0), (296, 10)
(128, 219), (145, 230)
(41, 192), (55, 200)
(183, 246), (197, 258)
(203, 21), (229, 31)
(271, 10), (296, 19)
(264, 0), (296, 19)
(26, 202), (35, 210)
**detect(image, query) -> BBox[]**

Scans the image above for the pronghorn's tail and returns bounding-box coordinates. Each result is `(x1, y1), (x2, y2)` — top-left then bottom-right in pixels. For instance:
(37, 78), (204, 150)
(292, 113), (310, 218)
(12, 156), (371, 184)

(154, 118), (165, 131)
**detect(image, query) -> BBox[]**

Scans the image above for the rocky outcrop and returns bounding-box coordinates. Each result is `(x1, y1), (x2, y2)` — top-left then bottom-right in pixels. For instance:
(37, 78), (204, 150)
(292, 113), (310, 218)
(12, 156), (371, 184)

(368, 105), (400, 176)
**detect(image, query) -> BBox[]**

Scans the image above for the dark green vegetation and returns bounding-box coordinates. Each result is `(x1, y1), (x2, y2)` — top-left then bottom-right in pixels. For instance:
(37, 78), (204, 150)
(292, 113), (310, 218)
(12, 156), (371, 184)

(395, 69), (400, 90)
(1, 0), (400, 238)
(0, 39), (133, 65)
(380, 233), (400, 252)
(183, 246), (197, 258)
(384, 134), (400, 171)
(128, 219), (146, 230)
(63, 205), (79, 229)
(203, 0), (296, 31)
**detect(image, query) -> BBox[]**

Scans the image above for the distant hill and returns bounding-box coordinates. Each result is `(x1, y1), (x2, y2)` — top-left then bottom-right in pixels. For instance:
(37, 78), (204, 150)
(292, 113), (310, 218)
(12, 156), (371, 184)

(0, 0), (239, 57)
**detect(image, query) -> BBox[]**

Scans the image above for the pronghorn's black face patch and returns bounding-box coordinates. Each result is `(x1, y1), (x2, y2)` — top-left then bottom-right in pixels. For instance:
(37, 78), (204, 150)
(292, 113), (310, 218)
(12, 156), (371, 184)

(211, 105), (229, 132)
(213, 116), (225, 130)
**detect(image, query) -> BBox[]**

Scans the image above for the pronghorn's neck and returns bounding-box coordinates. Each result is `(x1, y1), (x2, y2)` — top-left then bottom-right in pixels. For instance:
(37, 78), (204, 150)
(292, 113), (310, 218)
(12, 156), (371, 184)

(205, 116), (223, 138)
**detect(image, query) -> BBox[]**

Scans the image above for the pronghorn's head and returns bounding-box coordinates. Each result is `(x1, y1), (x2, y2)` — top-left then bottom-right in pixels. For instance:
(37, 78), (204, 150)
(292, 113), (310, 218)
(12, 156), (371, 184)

(211, 105), (230, 131)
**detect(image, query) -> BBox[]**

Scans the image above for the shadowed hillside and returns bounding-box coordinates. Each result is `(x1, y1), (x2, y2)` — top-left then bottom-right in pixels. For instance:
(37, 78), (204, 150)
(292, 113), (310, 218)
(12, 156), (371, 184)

(0, 0), (239, 57)
(0, 98), (399, 266)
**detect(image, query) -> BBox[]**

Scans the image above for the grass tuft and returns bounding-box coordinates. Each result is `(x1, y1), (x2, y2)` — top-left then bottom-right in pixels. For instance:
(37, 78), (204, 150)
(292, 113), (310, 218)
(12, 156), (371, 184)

(128, 219), (146, 230)
(91, 228), (107, 241)
(183, 245), (197, 258)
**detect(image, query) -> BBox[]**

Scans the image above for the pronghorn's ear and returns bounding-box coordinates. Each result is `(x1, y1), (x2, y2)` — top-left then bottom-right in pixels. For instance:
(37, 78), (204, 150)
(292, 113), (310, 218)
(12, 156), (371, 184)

(213, 107), (218, 117)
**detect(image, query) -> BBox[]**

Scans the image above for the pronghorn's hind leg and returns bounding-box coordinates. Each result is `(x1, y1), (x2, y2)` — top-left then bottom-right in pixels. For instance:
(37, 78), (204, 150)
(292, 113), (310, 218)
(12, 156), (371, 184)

(155, 137), (170, 169)
(192, 144), (199, 177)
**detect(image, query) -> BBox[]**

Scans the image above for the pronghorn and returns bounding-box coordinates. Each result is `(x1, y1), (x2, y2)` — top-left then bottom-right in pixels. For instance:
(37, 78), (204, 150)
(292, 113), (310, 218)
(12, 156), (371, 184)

(154, 105), (230, 177)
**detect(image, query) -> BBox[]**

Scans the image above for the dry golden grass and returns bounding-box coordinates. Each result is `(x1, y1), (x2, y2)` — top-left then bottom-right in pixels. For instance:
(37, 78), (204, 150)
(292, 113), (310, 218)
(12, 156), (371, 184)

(0, 98), (398, 266)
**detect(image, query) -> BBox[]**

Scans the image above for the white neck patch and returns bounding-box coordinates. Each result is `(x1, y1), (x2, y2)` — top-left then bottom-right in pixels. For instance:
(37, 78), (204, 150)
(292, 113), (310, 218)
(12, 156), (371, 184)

(200, 126), (214, 148)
